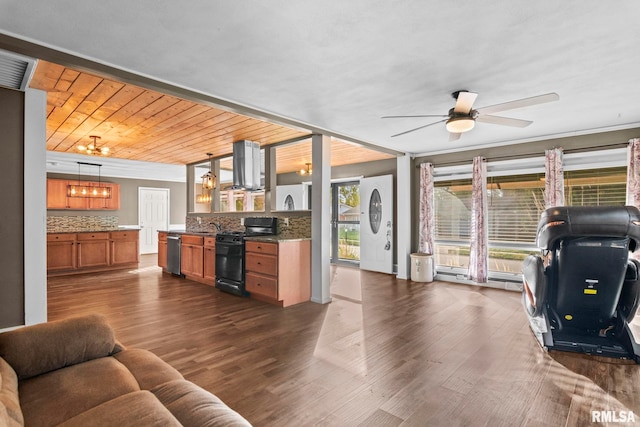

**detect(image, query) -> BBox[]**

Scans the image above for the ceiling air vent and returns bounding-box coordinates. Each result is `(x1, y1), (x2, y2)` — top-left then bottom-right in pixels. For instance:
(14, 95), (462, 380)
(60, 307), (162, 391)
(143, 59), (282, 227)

(0, 49), (37, 91)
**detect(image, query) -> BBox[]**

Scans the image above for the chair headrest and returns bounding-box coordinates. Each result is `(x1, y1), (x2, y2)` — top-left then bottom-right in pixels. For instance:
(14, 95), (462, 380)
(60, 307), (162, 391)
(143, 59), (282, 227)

(536, 205), (640, 251)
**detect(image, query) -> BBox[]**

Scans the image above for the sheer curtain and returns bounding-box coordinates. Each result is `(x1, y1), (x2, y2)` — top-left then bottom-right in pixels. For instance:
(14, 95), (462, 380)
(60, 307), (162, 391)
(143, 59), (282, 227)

(545, 147), (564, 208)
(626, 138), (640, 208)
(468, 156), (487, 282)
(419, 163), (435, 255)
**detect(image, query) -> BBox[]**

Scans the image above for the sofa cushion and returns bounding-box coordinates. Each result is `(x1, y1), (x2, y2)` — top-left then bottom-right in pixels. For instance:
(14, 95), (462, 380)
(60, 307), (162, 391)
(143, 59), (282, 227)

(0, 357), (23, 426)
(57, 391), (182, 427)
(19, 356), (140, 427)
(113, 348), (183, 390)
(152, 379), (251, 426)
(0, 314), (117, 380)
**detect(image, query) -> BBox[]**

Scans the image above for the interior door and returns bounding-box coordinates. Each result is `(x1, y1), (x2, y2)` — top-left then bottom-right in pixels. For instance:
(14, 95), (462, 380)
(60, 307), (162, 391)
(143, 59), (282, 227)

(359, 175), (393, 274)
(139, 188), (169, 254)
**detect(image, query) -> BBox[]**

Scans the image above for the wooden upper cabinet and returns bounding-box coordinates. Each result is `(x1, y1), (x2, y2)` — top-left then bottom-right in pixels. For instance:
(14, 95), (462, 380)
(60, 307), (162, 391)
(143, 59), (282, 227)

(47, 178), (120, 210)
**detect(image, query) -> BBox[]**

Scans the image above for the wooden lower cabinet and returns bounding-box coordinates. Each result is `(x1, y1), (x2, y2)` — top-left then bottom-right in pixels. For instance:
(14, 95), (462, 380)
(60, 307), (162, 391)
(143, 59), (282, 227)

(158, 233), (215, 286)
(203, 237), (216, 283)
(76, 232), (110, 268)
(110, 231), (139, 265)
(181, 235), (204, 279)
(245, 239), (310, 307)
(158, 232), (168, 269)
(47, 230), (139, 276)
(47, 234), (76, 271)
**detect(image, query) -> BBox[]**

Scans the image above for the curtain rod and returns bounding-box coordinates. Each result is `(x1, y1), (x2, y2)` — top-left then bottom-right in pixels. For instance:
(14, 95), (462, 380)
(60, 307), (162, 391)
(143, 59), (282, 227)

(415, 141), (630, 168)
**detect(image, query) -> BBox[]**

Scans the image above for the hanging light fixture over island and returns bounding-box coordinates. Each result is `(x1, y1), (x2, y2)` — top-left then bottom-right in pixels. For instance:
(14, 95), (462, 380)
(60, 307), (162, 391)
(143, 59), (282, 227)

(67, 162), (112, 199)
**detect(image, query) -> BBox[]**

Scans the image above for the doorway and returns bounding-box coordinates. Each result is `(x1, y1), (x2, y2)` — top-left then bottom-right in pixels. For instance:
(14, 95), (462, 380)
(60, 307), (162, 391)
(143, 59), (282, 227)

(359, 175), (393, 274)
(138, 187), (169, 254)
(330, 181), (361, 264)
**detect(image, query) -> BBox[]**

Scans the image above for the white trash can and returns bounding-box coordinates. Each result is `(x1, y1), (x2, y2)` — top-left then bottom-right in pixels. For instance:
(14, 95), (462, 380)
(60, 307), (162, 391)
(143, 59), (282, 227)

(410, 253), (433, 282)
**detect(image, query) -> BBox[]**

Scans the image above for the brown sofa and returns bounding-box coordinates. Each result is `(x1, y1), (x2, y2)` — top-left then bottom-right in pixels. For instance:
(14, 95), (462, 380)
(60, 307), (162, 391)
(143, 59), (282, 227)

(0, 314), (251, 426)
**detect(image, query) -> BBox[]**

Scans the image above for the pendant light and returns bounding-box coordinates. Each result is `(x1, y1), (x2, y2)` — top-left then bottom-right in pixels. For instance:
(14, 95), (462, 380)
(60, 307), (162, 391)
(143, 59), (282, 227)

(202, 153), (216, 190)
(197, 153), (215, 204)
(67, 162), (112, 199)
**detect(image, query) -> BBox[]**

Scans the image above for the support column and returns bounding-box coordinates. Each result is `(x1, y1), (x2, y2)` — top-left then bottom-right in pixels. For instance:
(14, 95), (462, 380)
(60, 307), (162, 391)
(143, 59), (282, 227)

(311, 134), (331, 304)
(396, 154), (411, 279)
(24, 88), (47, 325)
(265, 145), (277, 213)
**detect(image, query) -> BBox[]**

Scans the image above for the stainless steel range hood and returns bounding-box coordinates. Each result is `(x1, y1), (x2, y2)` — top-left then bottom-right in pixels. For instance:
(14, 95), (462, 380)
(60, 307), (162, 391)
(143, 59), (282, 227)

(232, 140), (262, 191)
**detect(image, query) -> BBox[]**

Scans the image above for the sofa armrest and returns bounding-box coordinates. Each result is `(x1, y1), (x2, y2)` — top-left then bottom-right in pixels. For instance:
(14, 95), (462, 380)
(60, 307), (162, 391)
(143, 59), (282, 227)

(0, 314), (117, 380)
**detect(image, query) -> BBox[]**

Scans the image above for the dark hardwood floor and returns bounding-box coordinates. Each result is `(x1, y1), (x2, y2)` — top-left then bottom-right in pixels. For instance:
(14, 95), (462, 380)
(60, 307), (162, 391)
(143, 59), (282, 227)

(47, 255), (640, 426)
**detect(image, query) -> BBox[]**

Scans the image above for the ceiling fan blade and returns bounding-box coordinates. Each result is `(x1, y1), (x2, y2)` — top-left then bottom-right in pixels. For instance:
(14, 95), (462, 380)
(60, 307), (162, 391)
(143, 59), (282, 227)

(453, 91), (478, 114)
(449, 132), (462, 142)
(390, 119), (447, 138)
(382, 114), (448, 119)
(476, 115), (533, 128)
(475, 92), (559, 115)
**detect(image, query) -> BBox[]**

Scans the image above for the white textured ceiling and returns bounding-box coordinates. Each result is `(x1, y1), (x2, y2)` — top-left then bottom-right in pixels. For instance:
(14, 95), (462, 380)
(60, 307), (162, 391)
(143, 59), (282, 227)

(1, 1), (640, 157)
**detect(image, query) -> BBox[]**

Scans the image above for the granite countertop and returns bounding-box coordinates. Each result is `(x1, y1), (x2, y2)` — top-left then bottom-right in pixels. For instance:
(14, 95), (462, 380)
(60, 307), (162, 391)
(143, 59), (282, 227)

(244, 235), (311, 242)
(48, 227), (141, 234)
(159, 230), (310, 242)
(158, 230), (217, 236)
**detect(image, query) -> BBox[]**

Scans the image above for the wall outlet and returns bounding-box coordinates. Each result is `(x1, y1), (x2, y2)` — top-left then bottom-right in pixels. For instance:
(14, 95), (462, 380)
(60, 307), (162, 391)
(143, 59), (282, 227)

(283, 217), (289, 227)
(240, 217), (244, 226)
(197, 216), (202, 224)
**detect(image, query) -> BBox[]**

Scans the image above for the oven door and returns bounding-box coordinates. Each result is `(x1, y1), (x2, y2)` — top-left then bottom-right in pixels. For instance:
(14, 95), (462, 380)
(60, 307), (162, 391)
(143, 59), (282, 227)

(215, 242), (244, 284)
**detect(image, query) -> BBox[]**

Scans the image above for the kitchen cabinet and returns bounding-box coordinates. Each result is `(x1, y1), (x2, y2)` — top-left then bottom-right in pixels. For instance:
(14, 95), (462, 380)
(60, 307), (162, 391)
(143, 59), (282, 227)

(158, 232), (168, 269)
(47, 230), (140, 276)
(110, 230), (139, 265)
(245, 239), (310, 307)
(181, 234), (204, 279)
(203, 237), (216, 283)
(47, 178), (120, 210)
(47, 233), (77, 271)
(47, 179), (88, 210)
(159, 233), (215, 286)
(76, 232), (110, 268)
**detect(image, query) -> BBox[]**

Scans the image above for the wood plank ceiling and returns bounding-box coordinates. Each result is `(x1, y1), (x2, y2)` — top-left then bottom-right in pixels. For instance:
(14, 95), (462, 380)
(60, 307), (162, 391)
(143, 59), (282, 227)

(30, 60), (394, 174)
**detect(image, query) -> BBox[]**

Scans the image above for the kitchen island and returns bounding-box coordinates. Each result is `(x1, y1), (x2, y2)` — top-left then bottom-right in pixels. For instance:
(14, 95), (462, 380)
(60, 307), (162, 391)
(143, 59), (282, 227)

(158, 231), (311, 306)
(244, 236), (311, 307)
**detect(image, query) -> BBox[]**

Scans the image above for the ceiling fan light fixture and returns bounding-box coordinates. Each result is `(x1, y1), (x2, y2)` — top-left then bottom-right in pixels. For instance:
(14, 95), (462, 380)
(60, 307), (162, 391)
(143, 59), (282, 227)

(298, 162), (312, 176)
(445, 116), (475, 133)
(77, 135), (110, 156)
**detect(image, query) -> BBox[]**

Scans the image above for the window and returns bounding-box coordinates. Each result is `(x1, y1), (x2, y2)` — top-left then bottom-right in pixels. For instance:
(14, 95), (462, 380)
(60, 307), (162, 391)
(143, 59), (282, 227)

(216, 153), (265, 213)
(565, 166), (626, 207)
(434, 178), (472, 271)
(487, 173), (545, 276)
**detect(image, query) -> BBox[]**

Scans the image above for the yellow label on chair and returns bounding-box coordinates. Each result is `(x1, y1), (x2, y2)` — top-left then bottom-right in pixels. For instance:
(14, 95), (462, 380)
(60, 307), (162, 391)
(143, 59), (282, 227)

(565, 314), (573, 320)
(584, 289), (598, 295)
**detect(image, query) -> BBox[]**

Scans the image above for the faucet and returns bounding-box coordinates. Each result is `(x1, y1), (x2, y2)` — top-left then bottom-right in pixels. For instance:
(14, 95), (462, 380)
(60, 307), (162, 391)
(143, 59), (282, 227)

(211, 222), (222, 232)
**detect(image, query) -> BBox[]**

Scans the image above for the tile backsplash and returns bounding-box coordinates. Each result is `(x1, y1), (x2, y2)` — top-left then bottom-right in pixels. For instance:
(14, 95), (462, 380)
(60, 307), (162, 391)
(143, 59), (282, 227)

(47, 216), (119, 233)
(185, 214), (311, 239)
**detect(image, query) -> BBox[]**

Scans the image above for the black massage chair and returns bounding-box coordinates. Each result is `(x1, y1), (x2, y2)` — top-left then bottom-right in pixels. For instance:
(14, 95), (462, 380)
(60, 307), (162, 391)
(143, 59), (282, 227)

(522, 205), (640, 362)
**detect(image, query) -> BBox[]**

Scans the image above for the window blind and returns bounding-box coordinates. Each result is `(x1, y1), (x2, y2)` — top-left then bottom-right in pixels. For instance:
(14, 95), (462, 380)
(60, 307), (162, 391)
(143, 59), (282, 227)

(564, 167), (626, 207)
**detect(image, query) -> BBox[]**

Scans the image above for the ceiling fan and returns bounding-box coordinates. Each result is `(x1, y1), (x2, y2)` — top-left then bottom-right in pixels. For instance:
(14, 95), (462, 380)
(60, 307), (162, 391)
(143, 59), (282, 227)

(383, 90), (559, 141)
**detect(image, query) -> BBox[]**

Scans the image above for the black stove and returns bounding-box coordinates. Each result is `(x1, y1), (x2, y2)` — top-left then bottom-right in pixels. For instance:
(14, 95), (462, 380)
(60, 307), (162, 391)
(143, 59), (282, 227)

(215, 217), (277, 296)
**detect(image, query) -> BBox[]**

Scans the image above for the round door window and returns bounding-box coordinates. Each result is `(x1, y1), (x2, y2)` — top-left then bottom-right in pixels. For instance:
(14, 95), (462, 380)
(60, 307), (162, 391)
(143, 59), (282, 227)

(369, 189), (382, 234)
(284, 195), (295, 211)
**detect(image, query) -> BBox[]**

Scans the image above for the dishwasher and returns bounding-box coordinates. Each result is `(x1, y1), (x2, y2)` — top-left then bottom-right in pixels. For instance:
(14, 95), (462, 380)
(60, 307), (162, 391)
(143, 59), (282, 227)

(167, 234), (183, 276)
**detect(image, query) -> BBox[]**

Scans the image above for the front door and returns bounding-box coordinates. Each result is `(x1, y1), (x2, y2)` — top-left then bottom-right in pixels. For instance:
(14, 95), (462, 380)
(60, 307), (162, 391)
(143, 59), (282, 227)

(330, 181), (360, 264)
(139, 187), (169, 254)
(359, 175), (393, 274)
